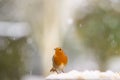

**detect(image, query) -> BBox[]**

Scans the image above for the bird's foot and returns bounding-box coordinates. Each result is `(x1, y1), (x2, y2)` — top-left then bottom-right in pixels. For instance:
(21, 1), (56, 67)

(50, 68), (59, 74)
(62, 70), (64, 73)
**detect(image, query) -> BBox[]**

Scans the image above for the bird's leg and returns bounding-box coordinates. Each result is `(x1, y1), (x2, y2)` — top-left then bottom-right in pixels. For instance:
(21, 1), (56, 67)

(50, 67), (56, 72)
(62, 69), (64, 73)
(55, 70), (59, 74)
(50, 68), (59, 74)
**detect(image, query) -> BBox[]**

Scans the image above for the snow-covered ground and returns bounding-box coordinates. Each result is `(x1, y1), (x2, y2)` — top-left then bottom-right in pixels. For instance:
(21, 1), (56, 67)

(46, 70), (120, 80)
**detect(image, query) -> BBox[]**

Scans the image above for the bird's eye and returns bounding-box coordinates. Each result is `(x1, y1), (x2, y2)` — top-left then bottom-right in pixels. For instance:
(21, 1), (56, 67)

(59, 48), (61, 50)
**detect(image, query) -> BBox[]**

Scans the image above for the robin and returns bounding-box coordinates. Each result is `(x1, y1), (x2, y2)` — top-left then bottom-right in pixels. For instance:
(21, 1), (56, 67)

(50, 47), (68, 73)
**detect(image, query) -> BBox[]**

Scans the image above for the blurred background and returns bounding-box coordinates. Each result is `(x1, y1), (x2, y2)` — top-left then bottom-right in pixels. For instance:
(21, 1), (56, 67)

(0, 0), (120, 79)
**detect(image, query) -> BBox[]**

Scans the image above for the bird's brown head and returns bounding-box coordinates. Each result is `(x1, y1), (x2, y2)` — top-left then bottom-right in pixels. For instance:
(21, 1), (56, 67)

(54, 47), (64, 55)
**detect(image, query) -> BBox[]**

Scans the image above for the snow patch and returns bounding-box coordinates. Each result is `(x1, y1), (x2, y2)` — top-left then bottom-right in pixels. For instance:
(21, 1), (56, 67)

(46, 70), (120, 79)
(0, 22), (30, 39)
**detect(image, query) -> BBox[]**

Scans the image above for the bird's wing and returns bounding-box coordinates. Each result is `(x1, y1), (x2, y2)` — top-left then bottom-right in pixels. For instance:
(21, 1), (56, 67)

(52, 55), (58, 68)
(52, 55), (56, 66)
(52, 55), (54, 64)
(65, 55), (68, 65)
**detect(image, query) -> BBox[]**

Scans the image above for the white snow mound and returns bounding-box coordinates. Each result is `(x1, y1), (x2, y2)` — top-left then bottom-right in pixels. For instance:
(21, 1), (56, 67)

(46, 70), (120, 80)
(0, 22), (30, 39)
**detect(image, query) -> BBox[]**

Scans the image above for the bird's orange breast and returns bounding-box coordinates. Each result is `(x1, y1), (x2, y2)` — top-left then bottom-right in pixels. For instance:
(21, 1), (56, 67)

(53, 54), (68, 67)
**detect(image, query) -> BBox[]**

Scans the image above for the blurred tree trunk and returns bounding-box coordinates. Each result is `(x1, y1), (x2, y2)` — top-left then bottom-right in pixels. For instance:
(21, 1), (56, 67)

(42, 0), (62, 75)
